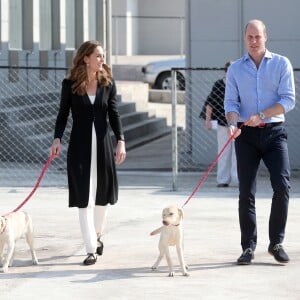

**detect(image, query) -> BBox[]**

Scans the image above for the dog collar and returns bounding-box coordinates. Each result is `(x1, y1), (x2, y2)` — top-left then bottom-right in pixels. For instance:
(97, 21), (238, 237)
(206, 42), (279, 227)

(0, 217), (7, 233)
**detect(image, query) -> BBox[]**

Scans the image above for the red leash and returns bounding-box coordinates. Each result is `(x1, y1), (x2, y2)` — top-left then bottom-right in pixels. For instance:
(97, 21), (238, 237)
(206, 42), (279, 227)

(4, 155), (55, 216)
(182, 126), (242, 208)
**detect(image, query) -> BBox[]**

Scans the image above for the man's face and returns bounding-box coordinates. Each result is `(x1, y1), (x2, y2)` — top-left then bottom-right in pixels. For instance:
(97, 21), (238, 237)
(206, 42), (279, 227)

(245, 22), (267, 58)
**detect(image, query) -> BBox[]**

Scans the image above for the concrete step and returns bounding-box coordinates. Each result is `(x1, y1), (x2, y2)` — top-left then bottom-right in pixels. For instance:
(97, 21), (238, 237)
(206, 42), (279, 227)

(120, 111), (149, 127)
(7, 112), (169, 162)
(6, 103), (140, 136)
(25, 116), (170, 152)
(9, 111), (151, 136)
(123, 117), (169, 141)
(0, 102), (58, 123)
(0, 82), (170, 162)
(1, 92), (60, 107)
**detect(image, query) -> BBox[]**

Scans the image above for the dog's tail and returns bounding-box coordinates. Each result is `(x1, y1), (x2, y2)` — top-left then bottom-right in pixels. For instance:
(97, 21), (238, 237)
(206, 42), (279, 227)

(150, 226), (164, 236)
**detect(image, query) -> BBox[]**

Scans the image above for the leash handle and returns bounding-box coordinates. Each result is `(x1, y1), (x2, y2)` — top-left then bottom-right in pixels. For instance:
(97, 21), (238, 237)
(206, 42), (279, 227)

(4, 155), (55, 216)
(182, 124), (243, 208)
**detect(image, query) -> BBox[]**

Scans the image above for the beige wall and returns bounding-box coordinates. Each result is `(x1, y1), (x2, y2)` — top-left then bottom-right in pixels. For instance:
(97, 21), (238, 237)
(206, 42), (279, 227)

(187, 0), (300, 67)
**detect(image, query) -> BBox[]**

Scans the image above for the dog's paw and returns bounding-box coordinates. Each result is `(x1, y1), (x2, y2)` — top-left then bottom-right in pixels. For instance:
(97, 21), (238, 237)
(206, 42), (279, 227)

(32, 258), (39, 265)
(151, 266), (157, 271)
(168, 272), (175, 277)
(183, 272), (190, 277)
(0, 266), (8, 273)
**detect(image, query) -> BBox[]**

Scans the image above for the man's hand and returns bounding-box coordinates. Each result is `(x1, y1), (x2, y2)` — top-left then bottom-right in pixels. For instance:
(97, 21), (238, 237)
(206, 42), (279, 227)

(228, 124), (241, 140)
(243, 114), (263, 127)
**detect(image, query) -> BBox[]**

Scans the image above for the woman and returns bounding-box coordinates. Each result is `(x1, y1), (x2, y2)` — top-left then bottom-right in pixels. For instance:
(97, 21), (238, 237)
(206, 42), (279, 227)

(50, 40), (126, 265)
(205, 61), (238, 187)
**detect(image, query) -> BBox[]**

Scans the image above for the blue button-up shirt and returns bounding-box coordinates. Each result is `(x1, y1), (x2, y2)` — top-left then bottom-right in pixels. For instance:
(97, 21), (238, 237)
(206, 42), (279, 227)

(224, 50), (295, 123)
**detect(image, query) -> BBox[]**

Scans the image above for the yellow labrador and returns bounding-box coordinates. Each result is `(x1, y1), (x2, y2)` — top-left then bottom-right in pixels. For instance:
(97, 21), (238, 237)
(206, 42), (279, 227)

(150, 205), (189, 277)
(0, 211), (38, 273)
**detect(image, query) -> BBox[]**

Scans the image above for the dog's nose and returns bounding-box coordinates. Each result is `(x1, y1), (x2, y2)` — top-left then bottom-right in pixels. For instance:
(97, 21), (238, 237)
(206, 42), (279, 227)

(162, 220), (169, 226)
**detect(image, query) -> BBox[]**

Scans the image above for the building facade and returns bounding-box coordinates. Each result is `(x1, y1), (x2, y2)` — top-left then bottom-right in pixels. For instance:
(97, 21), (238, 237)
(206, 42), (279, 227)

(186, 0), (300, 68)
(0, 0), (185, 68)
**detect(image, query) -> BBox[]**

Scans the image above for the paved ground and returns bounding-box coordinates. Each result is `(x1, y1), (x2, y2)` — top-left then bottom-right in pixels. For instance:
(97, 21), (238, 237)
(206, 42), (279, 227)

(1, 165), (300, 299)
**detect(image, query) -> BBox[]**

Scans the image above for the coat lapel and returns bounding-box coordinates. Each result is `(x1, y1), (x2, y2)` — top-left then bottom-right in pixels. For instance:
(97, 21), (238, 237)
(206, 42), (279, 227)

(95, 86), (105, 106)
(83, 93), (93, 106)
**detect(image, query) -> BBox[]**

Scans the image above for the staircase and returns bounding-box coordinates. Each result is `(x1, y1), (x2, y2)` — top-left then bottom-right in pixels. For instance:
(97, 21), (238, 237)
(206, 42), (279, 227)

(0, 92), (170, 163)
(117, 101), (170, 149)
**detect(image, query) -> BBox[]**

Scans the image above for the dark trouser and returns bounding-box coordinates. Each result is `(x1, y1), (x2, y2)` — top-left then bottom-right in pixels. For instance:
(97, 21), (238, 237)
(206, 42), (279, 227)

(235, 125), (290, 251)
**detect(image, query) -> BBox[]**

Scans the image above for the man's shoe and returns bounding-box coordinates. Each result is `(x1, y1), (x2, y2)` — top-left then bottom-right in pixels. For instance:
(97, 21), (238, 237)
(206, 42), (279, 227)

(268, 244), (290, 264)
(237, 248), (254, 265)
(83, 253), (97, 265)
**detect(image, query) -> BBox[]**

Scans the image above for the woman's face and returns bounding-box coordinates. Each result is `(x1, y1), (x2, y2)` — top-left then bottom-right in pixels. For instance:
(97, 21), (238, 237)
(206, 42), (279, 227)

(85, 46), (105, 72)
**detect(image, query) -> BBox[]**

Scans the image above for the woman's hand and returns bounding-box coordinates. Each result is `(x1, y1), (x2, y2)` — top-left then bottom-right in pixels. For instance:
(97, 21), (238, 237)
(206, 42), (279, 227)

(50, 138), (61, 158)
(115, 140), (126, 165)
(205, 119), (212, 130)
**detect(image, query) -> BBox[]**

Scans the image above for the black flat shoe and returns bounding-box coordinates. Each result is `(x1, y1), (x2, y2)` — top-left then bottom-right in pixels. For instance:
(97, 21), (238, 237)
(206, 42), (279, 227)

(83, 253), (97, 265)
(96, 238), (104, 256)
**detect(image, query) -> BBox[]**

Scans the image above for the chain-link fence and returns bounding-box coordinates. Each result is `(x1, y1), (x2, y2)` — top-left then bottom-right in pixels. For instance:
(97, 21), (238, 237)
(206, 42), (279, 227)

(171, 68), (300, 189)
(0, 66), (69, 187)
(1, 66), (299, 189)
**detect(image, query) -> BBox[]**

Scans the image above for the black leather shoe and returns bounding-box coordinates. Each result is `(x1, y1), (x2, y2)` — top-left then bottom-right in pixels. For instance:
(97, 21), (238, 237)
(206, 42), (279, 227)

(217, 183), (229, 188)
(83, 253), (97, 265)
(268, 244), (289, 264)
(237, 248), (254, 265)
(96, 237), (104, 255)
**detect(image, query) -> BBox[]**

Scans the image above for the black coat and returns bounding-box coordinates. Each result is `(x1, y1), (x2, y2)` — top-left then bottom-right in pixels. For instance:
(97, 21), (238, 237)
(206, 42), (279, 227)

(205, 78), (228, 126)
(54, 79), (124, 208)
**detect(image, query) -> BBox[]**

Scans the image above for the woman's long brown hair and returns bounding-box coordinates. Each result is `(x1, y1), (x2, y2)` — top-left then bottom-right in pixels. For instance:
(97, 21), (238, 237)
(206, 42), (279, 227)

(67, 40), (113, 95)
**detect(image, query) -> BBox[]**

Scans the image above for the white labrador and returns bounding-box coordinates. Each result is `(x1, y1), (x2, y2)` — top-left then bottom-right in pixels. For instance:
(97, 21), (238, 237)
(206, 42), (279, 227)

(0, 211), (38, 273)
(150, 205), (189, 277)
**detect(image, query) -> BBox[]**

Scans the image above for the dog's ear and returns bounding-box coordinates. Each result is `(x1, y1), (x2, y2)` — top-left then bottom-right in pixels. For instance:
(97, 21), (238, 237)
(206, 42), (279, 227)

(177, 207), (184, 220)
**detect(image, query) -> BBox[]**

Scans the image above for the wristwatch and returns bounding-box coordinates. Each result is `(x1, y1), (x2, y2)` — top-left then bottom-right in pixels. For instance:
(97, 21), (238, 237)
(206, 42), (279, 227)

(227, 122), (237, 128)
(259, 111), (266, 120)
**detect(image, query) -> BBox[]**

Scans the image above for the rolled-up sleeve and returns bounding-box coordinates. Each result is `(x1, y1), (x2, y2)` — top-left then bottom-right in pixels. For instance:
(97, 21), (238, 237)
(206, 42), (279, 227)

(278, 58), (295, 113)
(224, 66), (240, 116)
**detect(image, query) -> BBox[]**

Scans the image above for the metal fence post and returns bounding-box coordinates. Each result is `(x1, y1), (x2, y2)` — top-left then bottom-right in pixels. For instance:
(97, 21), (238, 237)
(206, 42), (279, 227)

(171, 69), (178, 191)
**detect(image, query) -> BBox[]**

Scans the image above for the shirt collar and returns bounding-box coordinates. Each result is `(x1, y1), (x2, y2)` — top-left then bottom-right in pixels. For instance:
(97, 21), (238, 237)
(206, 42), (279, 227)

(243, 49), (272, 62)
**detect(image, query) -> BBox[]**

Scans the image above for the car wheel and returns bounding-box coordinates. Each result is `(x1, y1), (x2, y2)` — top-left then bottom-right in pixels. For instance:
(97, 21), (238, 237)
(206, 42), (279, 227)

(155, 72), (185, 90)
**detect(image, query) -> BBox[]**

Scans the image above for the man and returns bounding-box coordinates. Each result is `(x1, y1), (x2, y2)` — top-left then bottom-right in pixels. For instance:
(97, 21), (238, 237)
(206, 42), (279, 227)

(224, 19), (295, 265)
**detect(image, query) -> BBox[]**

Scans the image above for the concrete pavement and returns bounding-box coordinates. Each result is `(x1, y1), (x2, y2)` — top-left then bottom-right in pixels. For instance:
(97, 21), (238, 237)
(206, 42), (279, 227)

(1, 169), (300, 300)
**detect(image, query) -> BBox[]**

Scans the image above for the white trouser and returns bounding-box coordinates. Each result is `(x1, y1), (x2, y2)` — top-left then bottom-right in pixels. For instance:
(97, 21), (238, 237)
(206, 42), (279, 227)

(79, 205), (108, 254)
(78, 121), (108, 254)
(216, 125), (238, 185)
